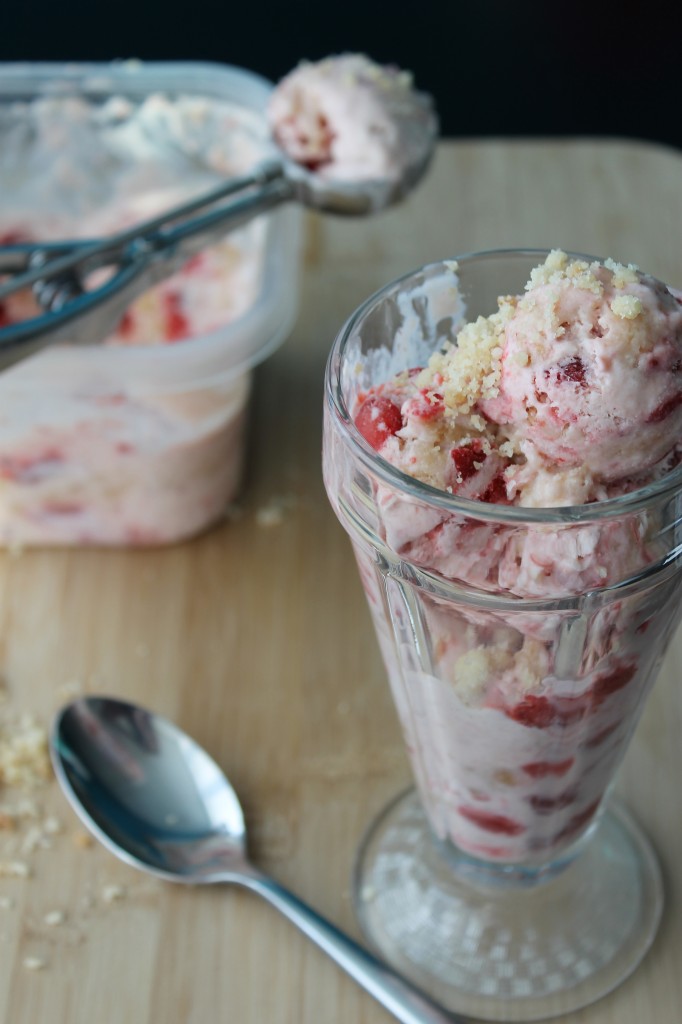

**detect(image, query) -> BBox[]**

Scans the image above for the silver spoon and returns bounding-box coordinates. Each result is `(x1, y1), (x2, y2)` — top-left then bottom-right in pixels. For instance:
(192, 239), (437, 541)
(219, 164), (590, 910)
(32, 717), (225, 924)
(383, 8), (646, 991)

(50, 695), (460, 1024)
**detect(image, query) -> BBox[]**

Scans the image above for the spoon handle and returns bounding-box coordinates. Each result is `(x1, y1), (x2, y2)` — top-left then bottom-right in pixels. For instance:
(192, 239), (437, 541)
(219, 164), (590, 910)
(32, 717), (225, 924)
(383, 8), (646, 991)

(241, 871), (462, 1024)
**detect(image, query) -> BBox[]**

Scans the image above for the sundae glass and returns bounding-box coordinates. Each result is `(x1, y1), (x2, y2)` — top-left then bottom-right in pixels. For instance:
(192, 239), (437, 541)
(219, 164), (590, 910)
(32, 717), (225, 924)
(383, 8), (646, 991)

(322, 250), (682, 1020)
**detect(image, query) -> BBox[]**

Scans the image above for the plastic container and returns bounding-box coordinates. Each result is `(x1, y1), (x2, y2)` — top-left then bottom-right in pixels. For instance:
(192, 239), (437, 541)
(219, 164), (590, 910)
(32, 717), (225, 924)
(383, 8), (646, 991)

(0, 61), (301, 547)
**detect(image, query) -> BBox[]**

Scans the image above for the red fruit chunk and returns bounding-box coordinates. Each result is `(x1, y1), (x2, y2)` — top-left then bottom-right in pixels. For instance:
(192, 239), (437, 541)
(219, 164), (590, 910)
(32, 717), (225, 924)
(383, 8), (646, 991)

(505, 695), (556, 728)
(505, 695), (585, 729)
(0, 446), (64, 482)
(355, 395), (403, 450)
(413, 389), (444, 420)
(163, 291), (190, 342)
(529, 789), (577, 814)
(646, 392), (682, 423)
(552, 356), (587, 386)
(183, 252), (206, 274)
(522, 758), (574, 779)
(480, 473), (508, 504)
(0, 229), (30, 244)
(0, 300), (9, 328)
(591, 662), (636, 706)
(117, 309), (135, 337)
(458, 806), (526, 836)
(584, 723), (619, 749)
(451, 443), (484, 482)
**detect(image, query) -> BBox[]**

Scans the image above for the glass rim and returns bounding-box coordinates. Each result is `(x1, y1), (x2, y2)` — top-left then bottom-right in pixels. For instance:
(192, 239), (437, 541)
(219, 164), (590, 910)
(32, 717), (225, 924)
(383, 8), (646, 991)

(325, 246), (682, 526)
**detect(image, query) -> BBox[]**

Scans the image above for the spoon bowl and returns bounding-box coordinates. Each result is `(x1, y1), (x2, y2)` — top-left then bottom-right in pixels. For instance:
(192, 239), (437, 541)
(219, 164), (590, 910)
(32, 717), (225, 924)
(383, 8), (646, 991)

(51, 695), (460, 1024)
(280, 111), (439, 217)
(52, 696), (250, 881)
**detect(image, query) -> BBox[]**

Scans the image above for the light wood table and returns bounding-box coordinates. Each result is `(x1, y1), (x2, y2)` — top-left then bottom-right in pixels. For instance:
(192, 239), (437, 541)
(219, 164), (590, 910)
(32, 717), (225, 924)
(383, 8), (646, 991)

(1, 138), (682, 1023)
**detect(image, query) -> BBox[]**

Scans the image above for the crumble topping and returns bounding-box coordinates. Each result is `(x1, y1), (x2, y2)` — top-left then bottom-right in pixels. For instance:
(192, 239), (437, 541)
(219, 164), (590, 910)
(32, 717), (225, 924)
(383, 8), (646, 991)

(451, 637), (549, 705)
(416, 250), (653, 423)
(418, 304), (511, 414)
(611, 294), (643, 319)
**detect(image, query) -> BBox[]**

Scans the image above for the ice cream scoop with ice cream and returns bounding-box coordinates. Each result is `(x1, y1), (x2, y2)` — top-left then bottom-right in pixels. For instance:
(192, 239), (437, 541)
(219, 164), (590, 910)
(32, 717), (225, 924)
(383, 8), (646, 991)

(267, 53), (437, 184)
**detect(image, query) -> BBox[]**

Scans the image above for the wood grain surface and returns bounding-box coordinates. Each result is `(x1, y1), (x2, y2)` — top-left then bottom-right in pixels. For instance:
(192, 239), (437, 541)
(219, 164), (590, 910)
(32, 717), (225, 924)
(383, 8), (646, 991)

(1, 138), (681, 1023)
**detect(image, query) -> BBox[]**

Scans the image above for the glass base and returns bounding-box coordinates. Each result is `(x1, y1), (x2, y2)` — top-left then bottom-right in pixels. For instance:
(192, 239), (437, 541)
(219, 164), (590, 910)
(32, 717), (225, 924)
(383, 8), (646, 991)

(353, 788), (663, 1022)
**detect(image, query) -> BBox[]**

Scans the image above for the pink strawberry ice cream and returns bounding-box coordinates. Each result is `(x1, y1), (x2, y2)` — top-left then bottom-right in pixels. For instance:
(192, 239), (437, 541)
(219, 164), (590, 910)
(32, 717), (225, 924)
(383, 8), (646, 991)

(267, 53), (436, 182)
(479, 252), (682, 488)
(356, 251), (682, 516)
(325, 250), (682, 866)
(354, 251), (682, 593)
(0, 77), (298, 547)
(0, 91), (272, 346)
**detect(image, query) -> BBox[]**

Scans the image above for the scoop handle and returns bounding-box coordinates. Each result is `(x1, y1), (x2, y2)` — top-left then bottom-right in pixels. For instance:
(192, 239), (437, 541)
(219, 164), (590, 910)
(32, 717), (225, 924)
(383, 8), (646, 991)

(239, 870), (462, 1024)
(0, 174), (292, 365)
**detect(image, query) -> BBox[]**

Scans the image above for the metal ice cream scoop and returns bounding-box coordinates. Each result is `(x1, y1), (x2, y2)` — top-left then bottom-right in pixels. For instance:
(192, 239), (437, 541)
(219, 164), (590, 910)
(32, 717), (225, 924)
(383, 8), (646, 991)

(50, 695), (460, 1024)
(0, 121), (437, 365)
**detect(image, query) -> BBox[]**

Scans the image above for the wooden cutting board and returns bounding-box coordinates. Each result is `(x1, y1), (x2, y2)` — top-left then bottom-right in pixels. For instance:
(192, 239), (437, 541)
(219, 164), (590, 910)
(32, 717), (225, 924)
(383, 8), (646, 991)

(1, 137), (682, 1023)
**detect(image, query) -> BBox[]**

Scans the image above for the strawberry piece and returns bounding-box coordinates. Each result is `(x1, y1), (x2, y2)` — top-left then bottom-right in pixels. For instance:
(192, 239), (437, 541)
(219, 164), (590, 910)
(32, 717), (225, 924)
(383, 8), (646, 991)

(163, 291), (190, 342)
(646, 392), (682, 423)
(183, 253), (206, 275)
(0, 446), (64, 482)
(458, 806), (526, 836)
(522, 758), (574, 778)
(583, 722), (619, 749)
(451, 443), (485, 482)
(552, 356), (587, 386)
(117, 309), (136, 338)
(505, 694), (585, 729)
(591, 662), (636, 706)
(412, 389), (444, 420)
(505, 695), (556, 728)
(355, 395), (403, 450)
(529, 789), (577, 814)
(0, 229), (30, 244)
(480, 473), (508, 504)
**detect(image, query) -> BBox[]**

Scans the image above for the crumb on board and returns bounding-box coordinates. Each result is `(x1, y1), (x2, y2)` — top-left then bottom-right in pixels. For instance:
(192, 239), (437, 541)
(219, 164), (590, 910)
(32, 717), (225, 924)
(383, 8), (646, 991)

(0, 860), (30, 878)
(22, 956), (47, 971)
(0, 714), (51, 789)
(255, 494), (298, 528)
(101, 884), (126, 904)
(43, 910), (66, 927)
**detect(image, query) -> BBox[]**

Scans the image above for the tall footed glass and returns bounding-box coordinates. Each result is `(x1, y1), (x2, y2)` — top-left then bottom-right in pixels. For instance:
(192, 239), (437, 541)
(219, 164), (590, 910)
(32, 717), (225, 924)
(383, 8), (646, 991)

(322, 250), (682, 1021)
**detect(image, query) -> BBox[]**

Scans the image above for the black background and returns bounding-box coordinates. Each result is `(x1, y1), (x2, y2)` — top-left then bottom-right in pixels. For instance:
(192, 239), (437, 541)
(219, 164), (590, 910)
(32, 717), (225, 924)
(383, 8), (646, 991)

(1, 0), (681, 151)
